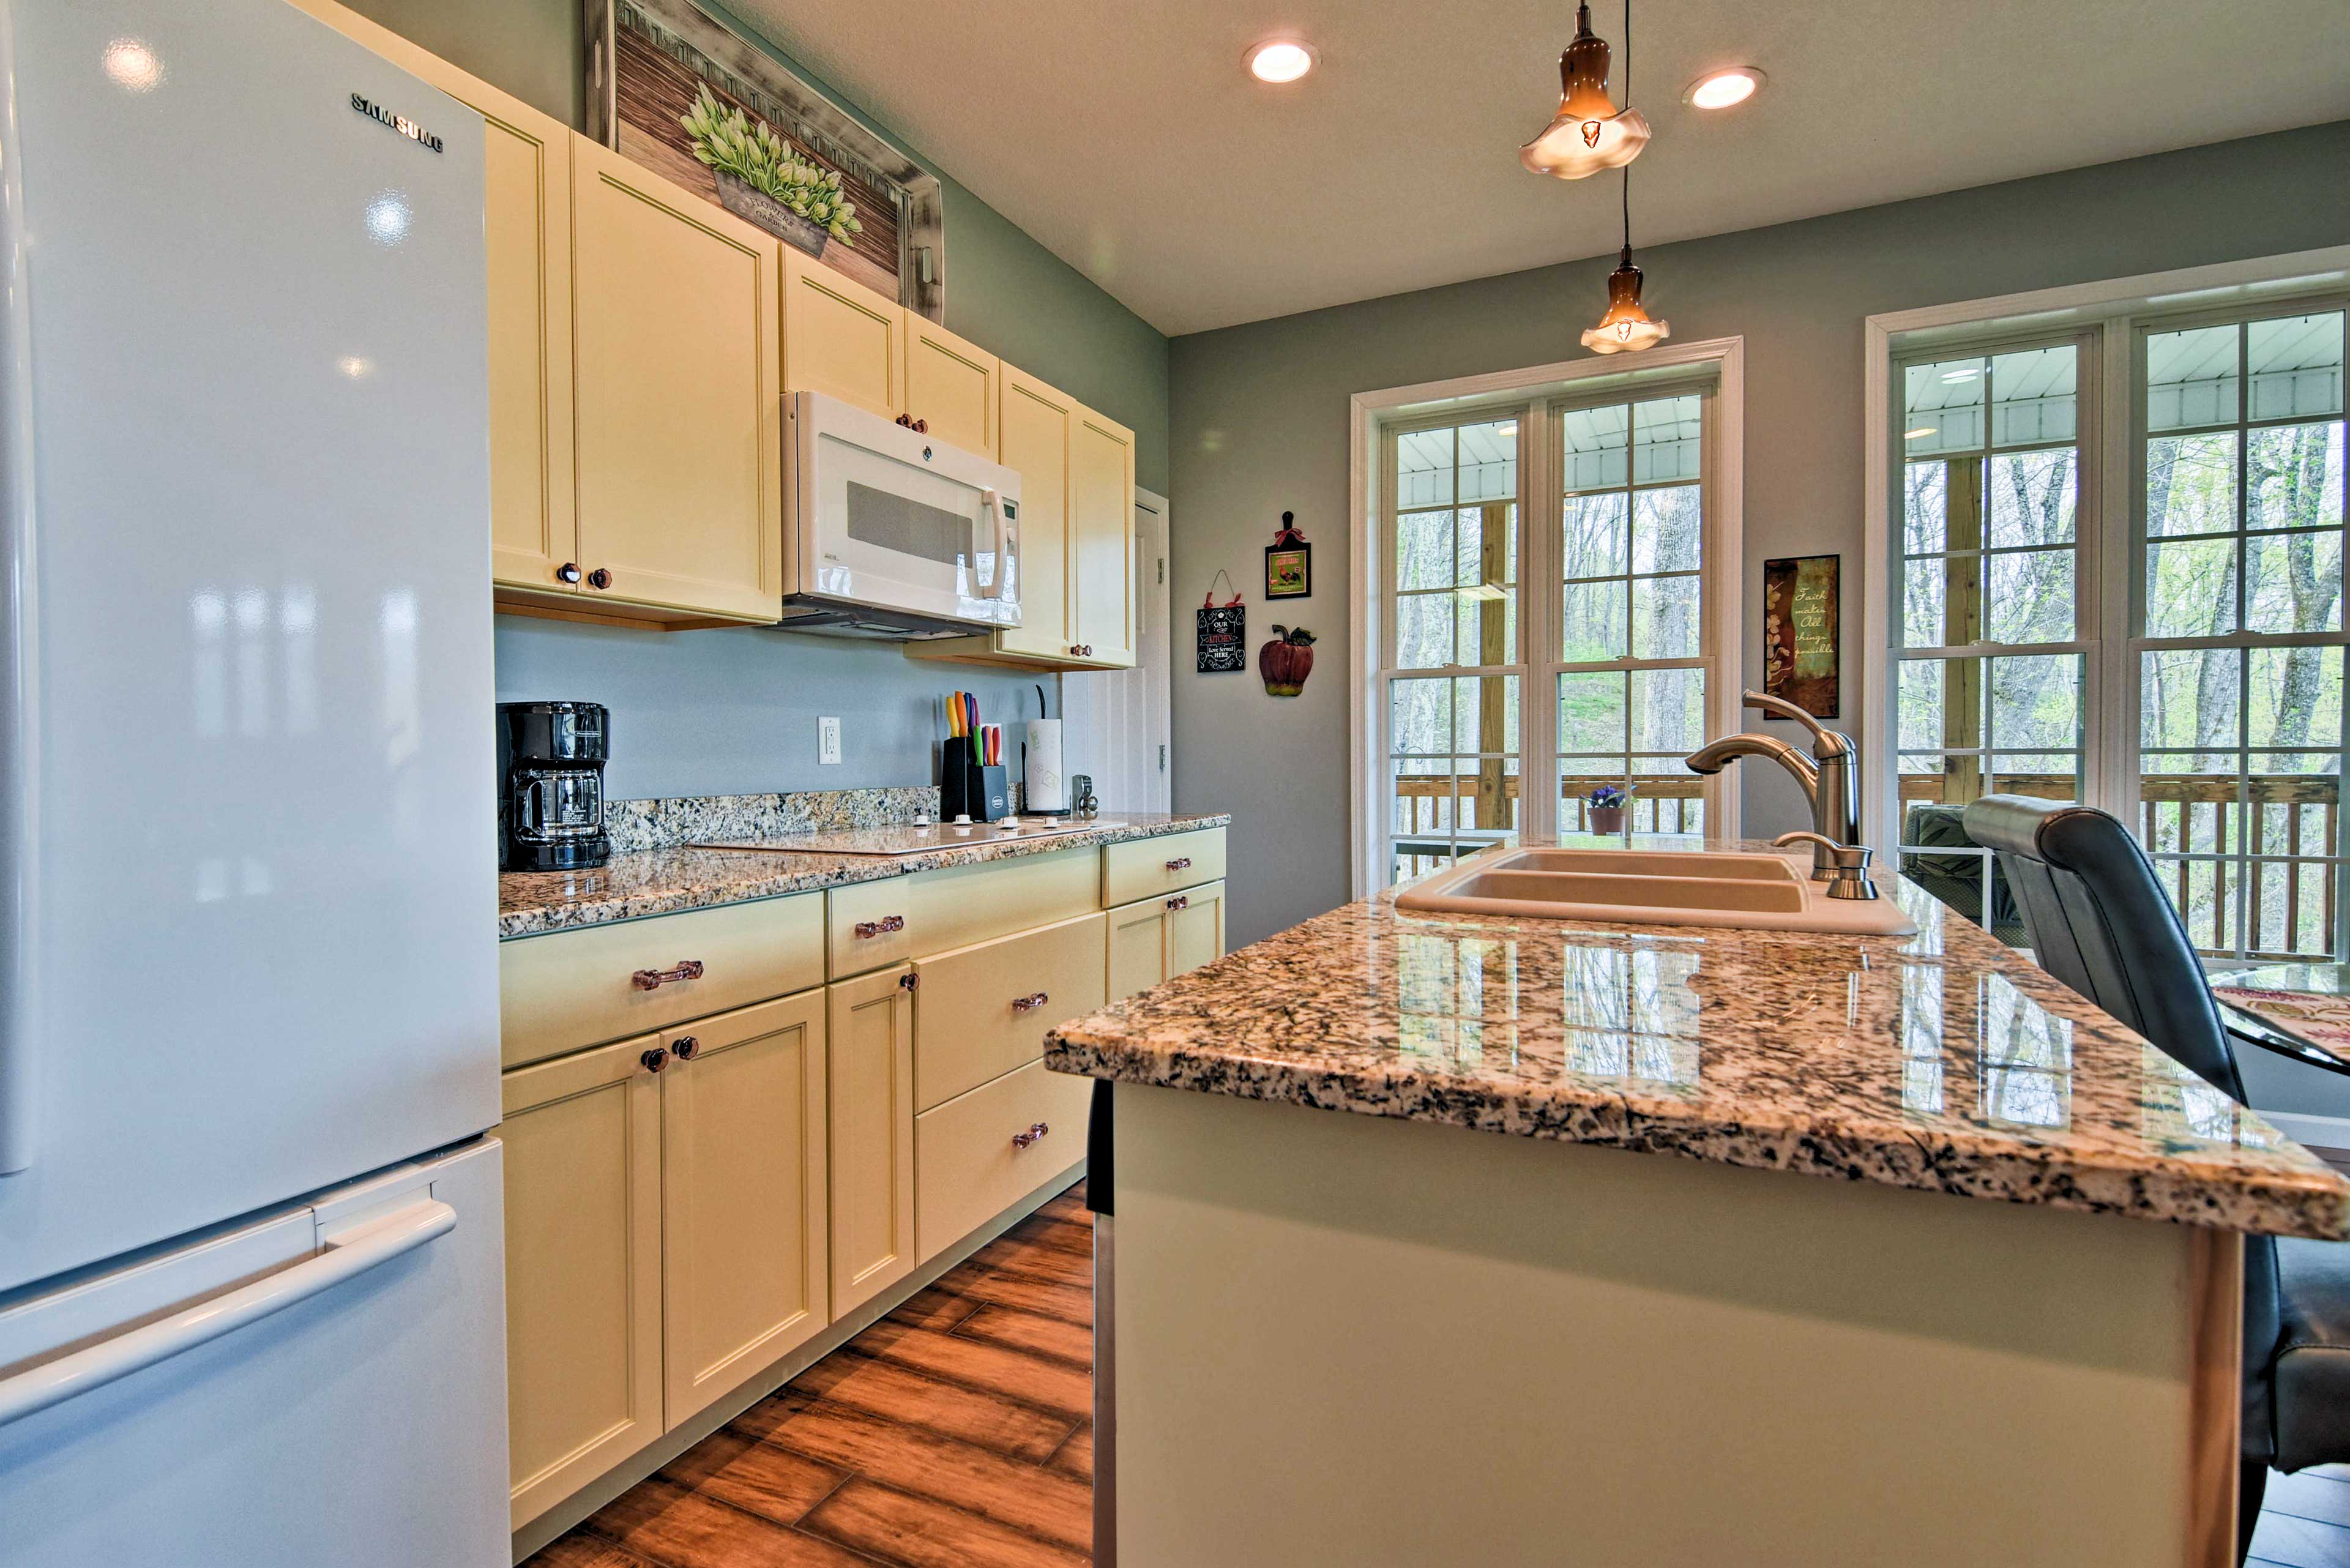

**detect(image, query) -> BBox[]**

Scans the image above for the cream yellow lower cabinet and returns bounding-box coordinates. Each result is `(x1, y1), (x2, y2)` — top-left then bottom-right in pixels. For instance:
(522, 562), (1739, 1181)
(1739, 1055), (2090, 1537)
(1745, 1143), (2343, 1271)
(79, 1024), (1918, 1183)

(1107, 880), (1227, 1002)
(913, 911), (1108, 1111)
(657, 992), (830, 1430)
(827, 966), (917, 1320)
(915, 1059), (1095, 1258)
(500, 1034), (666, 1530)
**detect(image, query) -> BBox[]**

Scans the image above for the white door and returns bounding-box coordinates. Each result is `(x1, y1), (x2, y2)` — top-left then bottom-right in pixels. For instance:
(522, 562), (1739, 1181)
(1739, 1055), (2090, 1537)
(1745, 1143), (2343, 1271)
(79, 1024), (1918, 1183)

(0, 0), (500, 1288)
(1064, 487), (1173, 813)
(0, 1140), (509, 1567)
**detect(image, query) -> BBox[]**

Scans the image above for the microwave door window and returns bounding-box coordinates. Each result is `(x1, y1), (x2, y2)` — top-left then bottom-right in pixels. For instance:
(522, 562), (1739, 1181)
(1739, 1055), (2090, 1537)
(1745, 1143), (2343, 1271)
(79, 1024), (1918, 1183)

(816, 433), (990, 617)
(846, 482), (968, 575)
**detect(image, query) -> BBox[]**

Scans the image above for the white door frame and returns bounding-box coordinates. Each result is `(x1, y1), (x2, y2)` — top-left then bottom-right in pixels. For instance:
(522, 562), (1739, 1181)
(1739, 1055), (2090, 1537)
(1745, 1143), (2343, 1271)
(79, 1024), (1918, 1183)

(1062, 486), (1172, 814)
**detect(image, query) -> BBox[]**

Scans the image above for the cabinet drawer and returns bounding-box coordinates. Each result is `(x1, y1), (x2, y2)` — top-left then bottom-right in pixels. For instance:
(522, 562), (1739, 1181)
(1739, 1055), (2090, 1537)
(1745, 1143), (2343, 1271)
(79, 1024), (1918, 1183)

(914, 912), (1106, 1113)
(1103, 828), (1226, 906)
(829, 848), (1098, 977)
(916, 1059), (1093, 1258)
(499, 893), (826, 1069)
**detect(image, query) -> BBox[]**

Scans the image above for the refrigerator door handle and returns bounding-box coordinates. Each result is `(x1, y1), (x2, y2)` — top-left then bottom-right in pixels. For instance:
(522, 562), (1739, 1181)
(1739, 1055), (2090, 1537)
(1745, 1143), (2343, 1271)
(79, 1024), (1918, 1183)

(0, 1195), (456, 1428)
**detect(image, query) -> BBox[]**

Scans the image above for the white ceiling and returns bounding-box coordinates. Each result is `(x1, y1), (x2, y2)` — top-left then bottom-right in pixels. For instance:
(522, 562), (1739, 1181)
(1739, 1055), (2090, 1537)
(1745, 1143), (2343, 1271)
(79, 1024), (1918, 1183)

(728, 0), (2350, 337)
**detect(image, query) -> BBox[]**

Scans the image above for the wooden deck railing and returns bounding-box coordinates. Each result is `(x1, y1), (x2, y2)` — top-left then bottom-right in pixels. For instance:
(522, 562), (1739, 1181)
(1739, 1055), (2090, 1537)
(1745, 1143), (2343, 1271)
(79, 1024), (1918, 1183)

(1899, 771), (2340, 959)
(1392, 774), (1706, 840)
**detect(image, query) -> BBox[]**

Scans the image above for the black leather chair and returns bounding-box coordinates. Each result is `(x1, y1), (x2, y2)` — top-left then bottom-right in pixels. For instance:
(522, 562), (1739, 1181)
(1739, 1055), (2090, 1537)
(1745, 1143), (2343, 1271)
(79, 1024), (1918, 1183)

(1962, 796), (2350, 1561)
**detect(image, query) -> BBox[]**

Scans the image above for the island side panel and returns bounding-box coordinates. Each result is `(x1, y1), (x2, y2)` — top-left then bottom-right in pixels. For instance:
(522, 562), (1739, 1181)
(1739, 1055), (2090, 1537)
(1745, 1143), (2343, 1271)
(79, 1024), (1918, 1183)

(1110, 1082), (2237, 1568)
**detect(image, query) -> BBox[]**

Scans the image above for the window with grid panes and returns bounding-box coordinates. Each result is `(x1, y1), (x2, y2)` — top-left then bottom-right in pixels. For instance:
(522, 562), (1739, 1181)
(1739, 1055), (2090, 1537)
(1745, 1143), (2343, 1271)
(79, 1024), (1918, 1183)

(1886, 302), (2348, 961)
(2138, 310), (2346, 960)
(1375, 377), (1725, 886)
(1555, 394), (1709, 836)
(1895, 343), (2087, 941)
(1385, 415), (1522, 883)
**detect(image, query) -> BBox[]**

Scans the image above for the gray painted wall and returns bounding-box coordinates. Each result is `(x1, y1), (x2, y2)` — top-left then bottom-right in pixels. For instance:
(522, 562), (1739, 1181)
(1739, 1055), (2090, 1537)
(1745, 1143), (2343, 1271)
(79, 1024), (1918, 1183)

(494, 618), (1046, 802)
(336, 0), (1167, 802)
(1169, 121), (2350, 951)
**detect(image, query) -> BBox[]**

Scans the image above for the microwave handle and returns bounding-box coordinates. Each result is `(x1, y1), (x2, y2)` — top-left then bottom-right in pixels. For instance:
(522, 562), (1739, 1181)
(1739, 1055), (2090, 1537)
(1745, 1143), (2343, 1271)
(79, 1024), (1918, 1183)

(980, 487), (1013, 601)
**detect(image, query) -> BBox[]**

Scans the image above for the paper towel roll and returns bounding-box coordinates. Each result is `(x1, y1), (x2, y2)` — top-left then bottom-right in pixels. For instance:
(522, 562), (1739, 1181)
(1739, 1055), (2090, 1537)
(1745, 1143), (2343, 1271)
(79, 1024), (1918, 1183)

(1023, 719), (1067, 812)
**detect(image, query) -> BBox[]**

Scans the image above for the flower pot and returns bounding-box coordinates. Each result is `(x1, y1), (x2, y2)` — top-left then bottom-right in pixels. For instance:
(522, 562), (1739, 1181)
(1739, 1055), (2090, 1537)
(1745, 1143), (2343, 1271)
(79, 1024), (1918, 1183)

(1587, 805), (1626, 835)
(712, 171), (829, 259)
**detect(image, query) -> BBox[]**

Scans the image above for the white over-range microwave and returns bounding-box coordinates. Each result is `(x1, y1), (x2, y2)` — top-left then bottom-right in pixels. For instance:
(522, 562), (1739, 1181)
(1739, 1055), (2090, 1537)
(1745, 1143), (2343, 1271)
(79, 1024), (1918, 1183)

(779, 389), (1023, 638)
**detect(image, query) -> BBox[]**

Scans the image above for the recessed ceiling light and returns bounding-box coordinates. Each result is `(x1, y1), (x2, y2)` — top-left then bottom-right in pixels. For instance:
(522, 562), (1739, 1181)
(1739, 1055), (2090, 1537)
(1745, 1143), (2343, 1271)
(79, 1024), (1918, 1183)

(1684, 66), (1763, 110)
(1247, 39), (1315, 84)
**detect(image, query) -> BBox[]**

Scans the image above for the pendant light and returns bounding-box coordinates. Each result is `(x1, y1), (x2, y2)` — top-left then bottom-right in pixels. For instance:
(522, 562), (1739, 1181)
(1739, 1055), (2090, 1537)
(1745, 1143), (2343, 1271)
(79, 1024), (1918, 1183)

(1581, 166), (1669, 354)
(1521, 0), (1649, 179)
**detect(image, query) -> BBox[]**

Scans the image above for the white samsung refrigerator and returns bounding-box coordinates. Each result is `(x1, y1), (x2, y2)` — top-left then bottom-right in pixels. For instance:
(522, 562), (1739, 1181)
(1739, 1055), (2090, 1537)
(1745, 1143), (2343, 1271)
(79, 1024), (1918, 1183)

(0, 0), (507, 1563)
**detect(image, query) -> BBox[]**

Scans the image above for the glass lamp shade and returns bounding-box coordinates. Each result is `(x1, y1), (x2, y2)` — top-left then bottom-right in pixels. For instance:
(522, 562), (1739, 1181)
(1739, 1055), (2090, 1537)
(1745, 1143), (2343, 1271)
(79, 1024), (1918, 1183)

(1580, 251), (1669, 354)
(1520, 8), (1650, 179)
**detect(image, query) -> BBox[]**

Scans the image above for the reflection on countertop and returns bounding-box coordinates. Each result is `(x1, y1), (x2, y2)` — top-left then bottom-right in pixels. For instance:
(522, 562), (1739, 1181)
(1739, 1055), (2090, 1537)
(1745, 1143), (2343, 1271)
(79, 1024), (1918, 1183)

(1045, 836), (2350, 1239)
(498, 812), (1229, 938)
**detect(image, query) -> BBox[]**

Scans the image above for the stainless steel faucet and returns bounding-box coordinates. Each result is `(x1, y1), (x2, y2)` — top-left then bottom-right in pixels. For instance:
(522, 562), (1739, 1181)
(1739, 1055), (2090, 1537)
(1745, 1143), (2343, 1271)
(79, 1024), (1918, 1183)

(1683, 690), (1863, 879)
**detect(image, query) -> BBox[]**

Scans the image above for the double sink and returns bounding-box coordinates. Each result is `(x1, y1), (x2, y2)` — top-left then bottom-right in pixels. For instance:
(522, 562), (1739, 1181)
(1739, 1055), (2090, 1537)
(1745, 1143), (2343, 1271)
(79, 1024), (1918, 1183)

(1394, 845), (1918, 936)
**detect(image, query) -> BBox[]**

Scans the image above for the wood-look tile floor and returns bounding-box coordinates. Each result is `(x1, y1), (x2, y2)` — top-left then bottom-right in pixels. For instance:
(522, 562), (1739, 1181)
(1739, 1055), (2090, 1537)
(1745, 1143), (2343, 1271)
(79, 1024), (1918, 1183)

(523, 1173), (2348, 1567)
(525, 1179), (1095, 1568)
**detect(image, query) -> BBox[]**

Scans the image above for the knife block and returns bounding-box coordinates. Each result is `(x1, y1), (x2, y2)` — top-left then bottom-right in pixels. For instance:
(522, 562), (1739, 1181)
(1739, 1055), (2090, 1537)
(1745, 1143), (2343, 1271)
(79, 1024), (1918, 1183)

(941, 737), (1011, 823)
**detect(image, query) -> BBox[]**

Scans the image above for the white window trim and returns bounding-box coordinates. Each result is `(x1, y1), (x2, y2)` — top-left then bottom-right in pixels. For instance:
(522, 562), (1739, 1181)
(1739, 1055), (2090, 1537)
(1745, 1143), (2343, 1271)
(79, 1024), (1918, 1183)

(1347, 337), (1747, 900)
(1861, 246), (2350, 856)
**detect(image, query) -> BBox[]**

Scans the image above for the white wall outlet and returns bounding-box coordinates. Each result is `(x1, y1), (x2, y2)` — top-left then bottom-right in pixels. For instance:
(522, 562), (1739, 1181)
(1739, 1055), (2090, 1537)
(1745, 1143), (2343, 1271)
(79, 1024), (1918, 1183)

(818, 717), (842, 765)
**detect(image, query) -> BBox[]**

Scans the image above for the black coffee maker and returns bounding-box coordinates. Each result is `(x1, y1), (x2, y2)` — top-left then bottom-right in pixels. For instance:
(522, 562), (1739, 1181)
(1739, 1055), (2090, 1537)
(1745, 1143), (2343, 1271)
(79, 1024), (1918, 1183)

(498, 701), (610, 872)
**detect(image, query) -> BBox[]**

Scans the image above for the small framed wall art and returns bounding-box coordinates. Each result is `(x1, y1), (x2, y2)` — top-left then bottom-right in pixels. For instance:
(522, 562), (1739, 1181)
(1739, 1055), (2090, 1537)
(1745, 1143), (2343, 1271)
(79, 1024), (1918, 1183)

(1265, 513), (1311, 600)
(1196, 572), (1246, 673)
(1762, 554), (1840, 720)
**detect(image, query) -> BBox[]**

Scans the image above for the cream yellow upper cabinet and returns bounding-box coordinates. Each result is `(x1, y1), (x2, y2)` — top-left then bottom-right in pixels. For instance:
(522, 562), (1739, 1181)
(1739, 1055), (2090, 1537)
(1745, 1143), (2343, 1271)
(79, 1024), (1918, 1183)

(499, 1036), (665, 1530)
(658, 991), (830, 1429)
(994, 367), (1075, 662)
(570, 138), (782, 622)
(1069, 404), (1138, 668)
(827, 967), (917, 1321)
(287, 0), (579, 597)
(901, 316), (998, 458)
(780, 247), (905, 421)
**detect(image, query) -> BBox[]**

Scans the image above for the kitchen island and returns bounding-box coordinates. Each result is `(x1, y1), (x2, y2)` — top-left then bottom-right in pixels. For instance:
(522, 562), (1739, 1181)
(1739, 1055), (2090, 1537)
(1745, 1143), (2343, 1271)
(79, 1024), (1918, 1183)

(1045, 838), (2350, 1568)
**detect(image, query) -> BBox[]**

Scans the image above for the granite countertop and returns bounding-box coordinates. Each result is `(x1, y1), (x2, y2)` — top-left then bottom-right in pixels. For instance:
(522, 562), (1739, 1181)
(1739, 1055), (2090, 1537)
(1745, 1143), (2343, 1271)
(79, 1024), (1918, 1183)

(1044, 836), (2350, 1240)
(499, 812), (1229, 938)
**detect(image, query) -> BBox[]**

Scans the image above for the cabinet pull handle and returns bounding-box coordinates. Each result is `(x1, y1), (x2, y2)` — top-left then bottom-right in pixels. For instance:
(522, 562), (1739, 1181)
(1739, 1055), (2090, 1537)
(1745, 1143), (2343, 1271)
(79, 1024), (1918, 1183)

(1165, 856), (1192, 872)
(1011, 991), (1050, 1013)
(640, 1048), (670, 1074)
(632, 960), (705, 990)
(1082, 644), (1094, 657)
(1166, 895), (1188, 911)
(586, 567), (613, 590)
(855, 914), (906, 939)
(1012, 1122), (1050, 1149)
(669, 1036), (699, 1061)
(900, 972), (919, 991)
(556, 561), (582, 584)
(1068, 644), (1082, 657)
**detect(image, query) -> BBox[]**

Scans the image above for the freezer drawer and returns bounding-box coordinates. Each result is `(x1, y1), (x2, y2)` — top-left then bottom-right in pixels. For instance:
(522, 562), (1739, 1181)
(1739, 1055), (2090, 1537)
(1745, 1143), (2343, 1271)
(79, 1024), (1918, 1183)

(0, 1139), (509, 1568)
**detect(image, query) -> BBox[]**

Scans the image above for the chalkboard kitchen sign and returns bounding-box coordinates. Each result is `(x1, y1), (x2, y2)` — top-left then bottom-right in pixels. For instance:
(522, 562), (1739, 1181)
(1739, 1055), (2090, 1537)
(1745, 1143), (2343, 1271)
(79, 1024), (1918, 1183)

(1763, 554), (1840, 720)
(1197, 575), (1247, 673)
